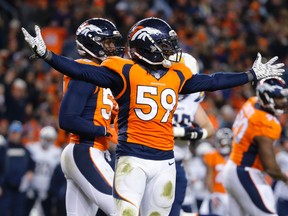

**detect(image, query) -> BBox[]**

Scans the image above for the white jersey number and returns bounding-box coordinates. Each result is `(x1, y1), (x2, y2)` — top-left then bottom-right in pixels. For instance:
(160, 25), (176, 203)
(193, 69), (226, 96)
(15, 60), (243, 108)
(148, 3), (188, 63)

(135, 86), (177, 122)
(101, 88), (114, 120)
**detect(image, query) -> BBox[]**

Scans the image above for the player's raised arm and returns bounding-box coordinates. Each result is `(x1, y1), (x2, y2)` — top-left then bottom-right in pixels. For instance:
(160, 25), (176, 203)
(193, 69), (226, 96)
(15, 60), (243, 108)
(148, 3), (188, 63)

(21, 25), (123, 90)
(181, 53), (285, 93)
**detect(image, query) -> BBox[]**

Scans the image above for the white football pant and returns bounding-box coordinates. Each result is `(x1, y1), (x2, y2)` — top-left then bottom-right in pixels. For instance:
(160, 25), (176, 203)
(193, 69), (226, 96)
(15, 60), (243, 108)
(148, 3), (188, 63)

(113, 156), (176, 216)
(223, 160), (277, 216)
(61, 143), (115, 216)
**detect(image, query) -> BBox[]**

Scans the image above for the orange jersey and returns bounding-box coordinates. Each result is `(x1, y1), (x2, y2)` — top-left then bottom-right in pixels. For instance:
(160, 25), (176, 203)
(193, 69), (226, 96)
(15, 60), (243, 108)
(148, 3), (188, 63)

(63, 59), (117, 150)
(203, 150), (227, 193)
(230, 97), (281, 170)
(101, 57), (193, 151)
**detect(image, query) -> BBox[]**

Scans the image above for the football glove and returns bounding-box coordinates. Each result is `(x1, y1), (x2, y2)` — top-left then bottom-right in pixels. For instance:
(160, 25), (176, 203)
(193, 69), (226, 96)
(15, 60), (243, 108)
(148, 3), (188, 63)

(21, 25), (51, 60)
(183, 126), (206, 140)
(250, 53), (285, 80)
(173, 125), (208, 140)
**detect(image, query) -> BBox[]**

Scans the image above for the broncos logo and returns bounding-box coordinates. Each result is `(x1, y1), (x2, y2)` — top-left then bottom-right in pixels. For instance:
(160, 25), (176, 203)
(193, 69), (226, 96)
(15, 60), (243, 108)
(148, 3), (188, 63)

(130, 27), (162, 42)
(76, 23), (102, 37)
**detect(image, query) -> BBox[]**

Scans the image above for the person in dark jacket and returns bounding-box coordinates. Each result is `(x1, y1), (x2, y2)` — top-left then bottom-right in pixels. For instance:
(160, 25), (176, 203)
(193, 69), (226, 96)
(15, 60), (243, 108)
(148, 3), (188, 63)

(0, 121), (35, 216)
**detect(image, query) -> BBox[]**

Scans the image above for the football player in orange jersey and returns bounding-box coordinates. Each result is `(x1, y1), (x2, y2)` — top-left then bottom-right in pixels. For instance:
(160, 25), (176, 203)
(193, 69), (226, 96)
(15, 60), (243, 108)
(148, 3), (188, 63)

(58, 18), (122, 216)
(22, 17), (286, 216)
(200, 128), (232, 216)
(223, 77), (288, 216)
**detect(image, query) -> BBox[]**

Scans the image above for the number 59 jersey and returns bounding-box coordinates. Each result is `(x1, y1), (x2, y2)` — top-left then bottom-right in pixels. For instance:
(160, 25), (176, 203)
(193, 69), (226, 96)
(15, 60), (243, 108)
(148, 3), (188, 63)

(102, 57), (193, 151)
(230, 97), (281, 170)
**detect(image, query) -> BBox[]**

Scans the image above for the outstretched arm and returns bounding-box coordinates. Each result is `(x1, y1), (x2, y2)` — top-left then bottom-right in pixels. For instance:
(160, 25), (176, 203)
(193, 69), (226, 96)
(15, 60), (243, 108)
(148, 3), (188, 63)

(21, 25), (124, 95)
(181, 71), (251, 93)
(181, 52), (285, 94)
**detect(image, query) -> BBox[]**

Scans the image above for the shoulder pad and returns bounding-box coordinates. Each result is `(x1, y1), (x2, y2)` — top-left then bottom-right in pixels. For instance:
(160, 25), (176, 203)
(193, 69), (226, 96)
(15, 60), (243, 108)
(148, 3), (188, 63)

(181, 53), (199, 74)
(101, 57), (133, 71)
(170, 62), (193, 80)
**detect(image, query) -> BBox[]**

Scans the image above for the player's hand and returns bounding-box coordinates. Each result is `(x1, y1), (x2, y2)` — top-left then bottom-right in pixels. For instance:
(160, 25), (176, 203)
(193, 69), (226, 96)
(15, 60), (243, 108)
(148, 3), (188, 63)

(106, 127), (118, 144)
(182, 126), (204, 140)
(250, 53), (285, 80)
(173, 123), (208, 140)
(21, 25), (51, 60)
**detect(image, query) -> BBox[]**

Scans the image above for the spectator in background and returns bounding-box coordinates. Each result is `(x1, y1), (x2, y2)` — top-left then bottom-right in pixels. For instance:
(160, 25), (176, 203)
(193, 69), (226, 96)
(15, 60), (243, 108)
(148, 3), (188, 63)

(25, 126), (61, 216)
(0, 84), (6, 119)
(41, 20), (67, 55)
(218, 104), (236, 129)
(0, 135), (7, 197)
(0, 121), (35, 216)
(5, 78), (28, 122)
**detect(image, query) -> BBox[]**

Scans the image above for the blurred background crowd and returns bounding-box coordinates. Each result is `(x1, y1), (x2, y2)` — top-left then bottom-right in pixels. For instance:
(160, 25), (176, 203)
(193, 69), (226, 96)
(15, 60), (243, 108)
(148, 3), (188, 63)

(0, 0), (287, 215)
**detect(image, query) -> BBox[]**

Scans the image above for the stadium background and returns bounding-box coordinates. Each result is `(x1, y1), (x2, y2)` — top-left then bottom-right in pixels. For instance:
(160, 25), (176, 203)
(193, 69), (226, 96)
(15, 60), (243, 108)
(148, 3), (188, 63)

(0, 0), (287, 215)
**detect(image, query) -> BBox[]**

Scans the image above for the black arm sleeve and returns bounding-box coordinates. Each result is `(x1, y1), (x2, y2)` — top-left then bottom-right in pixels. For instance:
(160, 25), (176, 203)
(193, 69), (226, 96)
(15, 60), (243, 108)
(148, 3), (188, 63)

(180, 71), (250, 94)
(59, 80), (106, 137)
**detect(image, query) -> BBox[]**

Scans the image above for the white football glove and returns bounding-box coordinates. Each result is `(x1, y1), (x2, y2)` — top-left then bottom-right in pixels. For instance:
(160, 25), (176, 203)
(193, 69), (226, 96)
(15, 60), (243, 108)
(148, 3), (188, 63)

(21, 25), (51, 60)
(251, 53), (285, 80)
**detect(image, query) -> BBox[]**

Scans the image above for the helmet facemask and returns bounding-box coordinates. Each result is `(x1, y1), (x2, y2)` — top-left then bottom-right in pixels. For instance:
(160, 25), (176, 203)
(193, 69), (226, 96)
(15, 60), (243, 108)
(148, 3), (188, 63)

(157, 31), (182, 68)
(127, 18), (182, 68)
(76, 18), (124, 61)
(101, 36), (124, 57)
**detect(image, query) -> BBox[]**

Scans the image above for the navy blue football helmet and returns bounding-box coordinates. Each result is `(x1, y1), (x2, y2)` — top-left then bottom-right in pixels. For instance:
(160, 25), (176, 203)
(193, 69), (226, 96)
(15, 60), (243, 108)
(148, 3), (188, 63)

(127, 17), (182, 67)
(76, 18), (124, 60)
(256, 77), (288, 115)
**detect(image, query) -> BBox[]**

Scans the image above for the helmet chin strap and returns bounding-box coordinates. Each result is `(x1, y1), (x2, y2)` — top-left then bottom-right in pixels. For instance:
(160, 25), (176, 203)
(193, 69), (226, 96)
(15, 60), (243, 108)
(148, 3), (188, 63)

(162, 59), (172, 68)
(162, 53), (180, 68)
(133, 51), (163, 66)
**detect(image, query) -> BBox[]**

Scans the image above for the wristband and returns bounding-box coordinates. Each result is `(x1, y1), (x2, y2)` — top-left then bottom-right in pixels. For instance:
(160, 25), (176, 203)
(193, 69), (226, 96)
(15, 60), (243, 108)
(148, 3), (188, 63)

(44, 50), (52, 61)
(247, 69), (256, 82)
(201, 128), (208, 139)
(173, 127), (185, 137)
